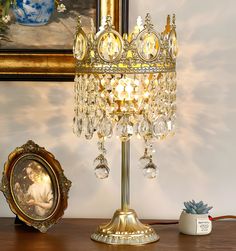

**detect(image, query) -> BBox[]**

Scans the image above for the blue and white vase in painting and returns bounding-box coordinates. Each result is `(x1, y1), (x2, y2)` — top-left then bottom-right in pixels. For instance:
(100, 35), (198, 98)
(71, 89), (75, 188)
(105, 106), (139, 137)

(13, 0), (54, 26)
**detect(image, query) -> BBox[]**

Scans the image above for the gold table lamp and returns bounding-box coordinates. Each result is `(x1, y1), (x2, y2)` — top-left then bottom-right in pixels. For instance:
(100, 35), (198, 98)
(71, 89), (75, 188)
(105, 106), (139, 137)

(72, 6), (178, 245)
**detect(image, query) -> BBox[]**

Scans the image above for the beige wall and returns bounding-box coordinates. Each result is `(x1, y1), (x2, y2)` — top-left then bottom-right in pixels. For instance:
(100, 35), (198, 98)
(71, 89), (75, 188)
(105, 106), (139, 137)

(0, 0), (236, 219)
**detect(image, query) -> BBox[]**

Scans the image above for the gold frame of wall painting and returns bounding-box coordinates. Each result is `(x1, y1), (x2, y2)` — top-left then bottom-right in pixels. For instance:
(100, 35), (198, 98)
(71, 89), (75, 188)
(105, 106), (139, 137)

(0, 0), (121, 81)
(0, 140), (71, 233)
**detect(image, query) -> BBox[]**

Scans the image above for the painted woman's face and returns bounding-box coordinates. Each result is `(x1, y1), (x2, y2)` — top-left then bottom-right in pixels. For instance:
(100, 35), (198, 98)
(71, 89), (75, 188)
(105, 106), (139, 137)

(26, 167), (37, 182)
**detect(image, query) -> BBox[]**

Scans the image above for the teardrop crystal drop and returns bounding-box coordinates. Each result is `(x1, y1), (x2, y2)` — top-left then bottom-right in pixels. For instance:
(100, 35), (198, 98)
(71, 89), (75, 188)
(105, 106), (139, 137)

(84, 116), (94, 140)
(153, 117), (167, 139)
(138, 118), (152, 138)
(73, 116), (83, 137)
(73, 116), (77, 135)
(116, 116), (134, 141)
(98, 117), (113, 138)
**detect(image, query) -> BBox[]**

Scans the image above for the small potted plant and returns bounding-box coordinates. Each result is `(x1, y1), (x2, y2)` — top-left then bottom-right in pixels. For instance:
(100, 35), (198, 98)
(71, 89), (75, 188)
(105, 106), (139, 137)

(179, 200), (213, 235)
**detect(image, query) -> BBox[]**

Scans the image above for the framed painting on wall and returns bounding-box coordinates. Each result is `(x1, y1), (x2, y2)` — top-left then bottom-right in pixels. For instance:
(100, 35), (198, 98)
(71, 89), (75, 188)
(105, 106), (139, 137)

(0, 0), (120, 81)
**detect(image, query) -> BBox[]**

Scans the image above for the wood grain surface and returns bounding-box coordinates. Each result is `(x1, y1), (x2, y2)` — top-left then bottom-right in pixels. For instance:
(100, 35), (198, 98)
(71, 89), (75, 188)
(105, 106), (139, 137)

(0, 218), (235, 251)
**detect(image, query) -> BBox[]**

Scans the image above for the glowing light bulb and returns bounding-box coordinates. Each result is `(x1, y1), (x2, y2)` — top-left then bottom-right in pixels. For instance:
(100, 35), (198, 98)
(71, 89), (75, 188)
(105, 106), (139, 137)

(144, 78), (149, 86)
(116, 83), (124, 93)
(143, 91), (150, 98)
(126, 84), (133, 93)
(111, 78), (116, 85)
(101, 79), (106, 86)
(134, 79), (140, 86)
(125, 84), (134, 100)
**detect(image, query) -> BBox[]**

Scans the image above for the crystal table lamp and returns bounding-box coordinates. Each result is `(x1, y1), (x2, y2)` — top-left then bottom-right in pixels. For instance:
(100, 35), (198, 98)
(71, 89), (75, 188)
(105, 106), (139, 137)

(73, 14), (178, 245)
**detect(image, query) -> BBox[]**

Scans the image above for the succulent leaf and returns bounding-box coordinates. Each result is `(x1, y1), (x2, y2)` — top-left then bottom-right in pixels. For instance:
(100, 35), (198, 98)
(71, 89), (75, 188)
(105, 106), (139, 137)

(196, 204), (208, 213)
(183, 200), (213, 214)
(196, 201), (203, 207)
(184, 202), (192, 212)
(190, 208), (197, 214)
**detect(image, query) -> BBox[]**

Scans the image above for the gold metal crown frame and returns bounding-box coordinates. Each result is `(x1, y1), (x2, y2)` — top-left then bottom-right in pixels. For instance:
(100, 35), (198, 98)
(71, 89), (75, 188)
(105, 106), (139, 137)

(74, 14), (177, 74)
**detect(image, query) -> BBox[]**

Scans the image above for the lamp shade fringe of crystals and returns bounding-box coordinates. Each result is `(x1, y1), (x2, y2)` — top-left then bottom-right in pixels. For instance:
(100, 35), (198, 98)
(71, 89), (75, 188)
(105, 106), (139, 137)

(73, 14), (178, 180)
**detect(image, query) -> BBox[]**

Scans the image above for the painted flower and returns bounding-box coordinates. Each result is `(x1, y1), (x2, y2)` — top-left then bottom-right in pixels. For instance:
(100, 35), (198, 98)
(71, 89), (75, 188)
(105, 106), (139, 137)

(2, 15), (11, 24)
(57, 3), (66, 13)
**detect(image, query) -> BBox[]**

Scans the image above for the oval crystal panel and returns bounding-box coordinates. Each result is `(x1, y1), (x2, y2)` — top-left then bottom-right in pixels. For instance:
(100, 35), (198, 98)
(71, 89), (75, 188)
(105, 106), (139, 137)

(137, 31), (160, 61)
(169, 29), (178, 59)
(73, 32), (87, 60)
(98, 31), (122, 62)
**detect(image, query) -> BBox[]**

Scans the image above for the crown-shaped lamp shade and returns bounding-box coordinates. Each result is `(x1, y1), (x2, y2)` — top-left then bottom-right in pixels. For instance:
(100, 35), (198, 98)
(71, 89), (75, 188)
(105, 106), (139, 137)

(73, 14), (177, 179)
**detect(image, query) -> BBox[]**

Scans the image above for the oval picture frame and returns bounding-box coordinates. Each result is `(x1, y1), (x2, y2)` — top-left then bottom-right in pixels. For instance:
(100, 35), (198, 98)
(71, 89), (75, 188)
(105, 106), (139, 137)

(1, 140), (71, 233)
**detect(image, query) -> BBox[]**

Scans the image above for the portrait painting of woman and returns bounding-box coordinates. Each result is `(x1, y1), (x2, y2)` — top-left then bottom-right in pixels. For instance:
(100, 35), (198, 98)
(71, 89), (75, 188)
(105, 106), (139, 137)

(12, 159), (57, 220)
(1, 140), (71, 232)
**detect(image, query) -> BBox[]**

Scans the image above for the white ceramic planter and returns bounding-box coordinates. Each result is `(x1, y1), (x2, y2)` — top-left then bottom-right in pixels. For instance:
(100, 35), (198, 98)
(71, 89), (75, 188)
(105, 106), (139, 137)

(179, 211), (212, 235)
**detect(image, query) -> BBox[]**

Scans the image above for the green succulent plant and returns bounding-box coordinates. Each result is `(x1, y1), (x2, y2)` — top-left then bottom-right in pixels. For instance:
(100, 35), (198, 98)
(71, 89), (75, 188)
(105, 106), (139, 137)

(183, 200), (213, 214)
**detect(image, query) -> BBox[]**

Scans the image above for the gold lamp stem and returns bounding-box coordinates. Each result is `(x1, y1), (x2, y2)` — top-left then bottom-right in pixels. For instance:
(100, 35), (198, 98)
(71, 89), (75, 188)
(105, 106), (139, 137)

(121, 140), (130, 211)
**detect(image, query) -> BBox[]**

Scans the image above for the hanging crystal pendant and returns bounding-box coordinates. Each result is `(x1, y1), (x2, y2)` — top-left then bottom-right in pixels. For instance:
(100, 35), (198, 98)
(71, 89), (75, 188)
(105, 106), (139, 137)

(94, 164), (110, 179)
(73, 116), (83, 137)
(94, 138), (110, 179)
(153, 116), (168, 139)
(143, 159), (158, 179)
(97, 138), (107, 154)
(84, 116), (94, 140)
(116, 116), (134, 141)
(139, 148), (151, 167)
(94, 153), (108, 166)
(98, 117), (113, 138)
(138, 117), (152, 138)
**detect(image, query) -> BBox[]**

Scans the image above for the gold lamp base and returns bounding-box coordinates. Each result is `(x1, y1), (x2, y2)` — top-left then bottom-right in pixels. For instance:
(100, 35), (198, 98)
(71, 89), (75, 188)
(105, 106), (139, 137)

(91, 209), (159, 245)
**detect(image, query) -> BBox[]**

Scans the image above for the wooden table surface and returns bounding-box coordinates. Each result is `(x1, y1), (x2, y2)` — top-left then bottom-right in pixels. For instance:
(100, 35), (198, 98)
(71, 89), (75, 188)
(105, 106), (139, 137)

(0, 218), (235, 251)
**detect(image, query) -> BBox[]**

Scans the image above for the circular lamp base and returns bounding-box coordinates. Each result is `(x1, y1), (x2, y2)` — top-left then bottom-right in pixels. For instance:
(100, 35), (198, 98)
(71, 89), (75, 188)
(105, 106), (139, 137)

(91, 209), (159, 245)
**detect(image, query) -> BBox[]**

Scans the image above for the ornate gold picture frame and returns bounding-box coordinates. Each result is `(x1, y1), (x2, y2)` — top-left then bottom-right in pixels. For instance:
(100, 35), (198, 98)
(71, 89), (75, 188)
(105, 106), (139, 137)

(1, 140), (71, 233)
(0, 0), (120, 81)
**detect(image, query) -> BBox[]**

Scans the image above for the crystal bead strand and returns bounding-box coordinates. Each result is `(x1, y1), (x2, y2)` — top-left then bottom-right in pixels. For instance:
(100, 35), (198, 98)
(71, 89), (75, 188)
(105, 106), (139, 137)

(139, 139), (158, 179)
(94, 138), (110, 179)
